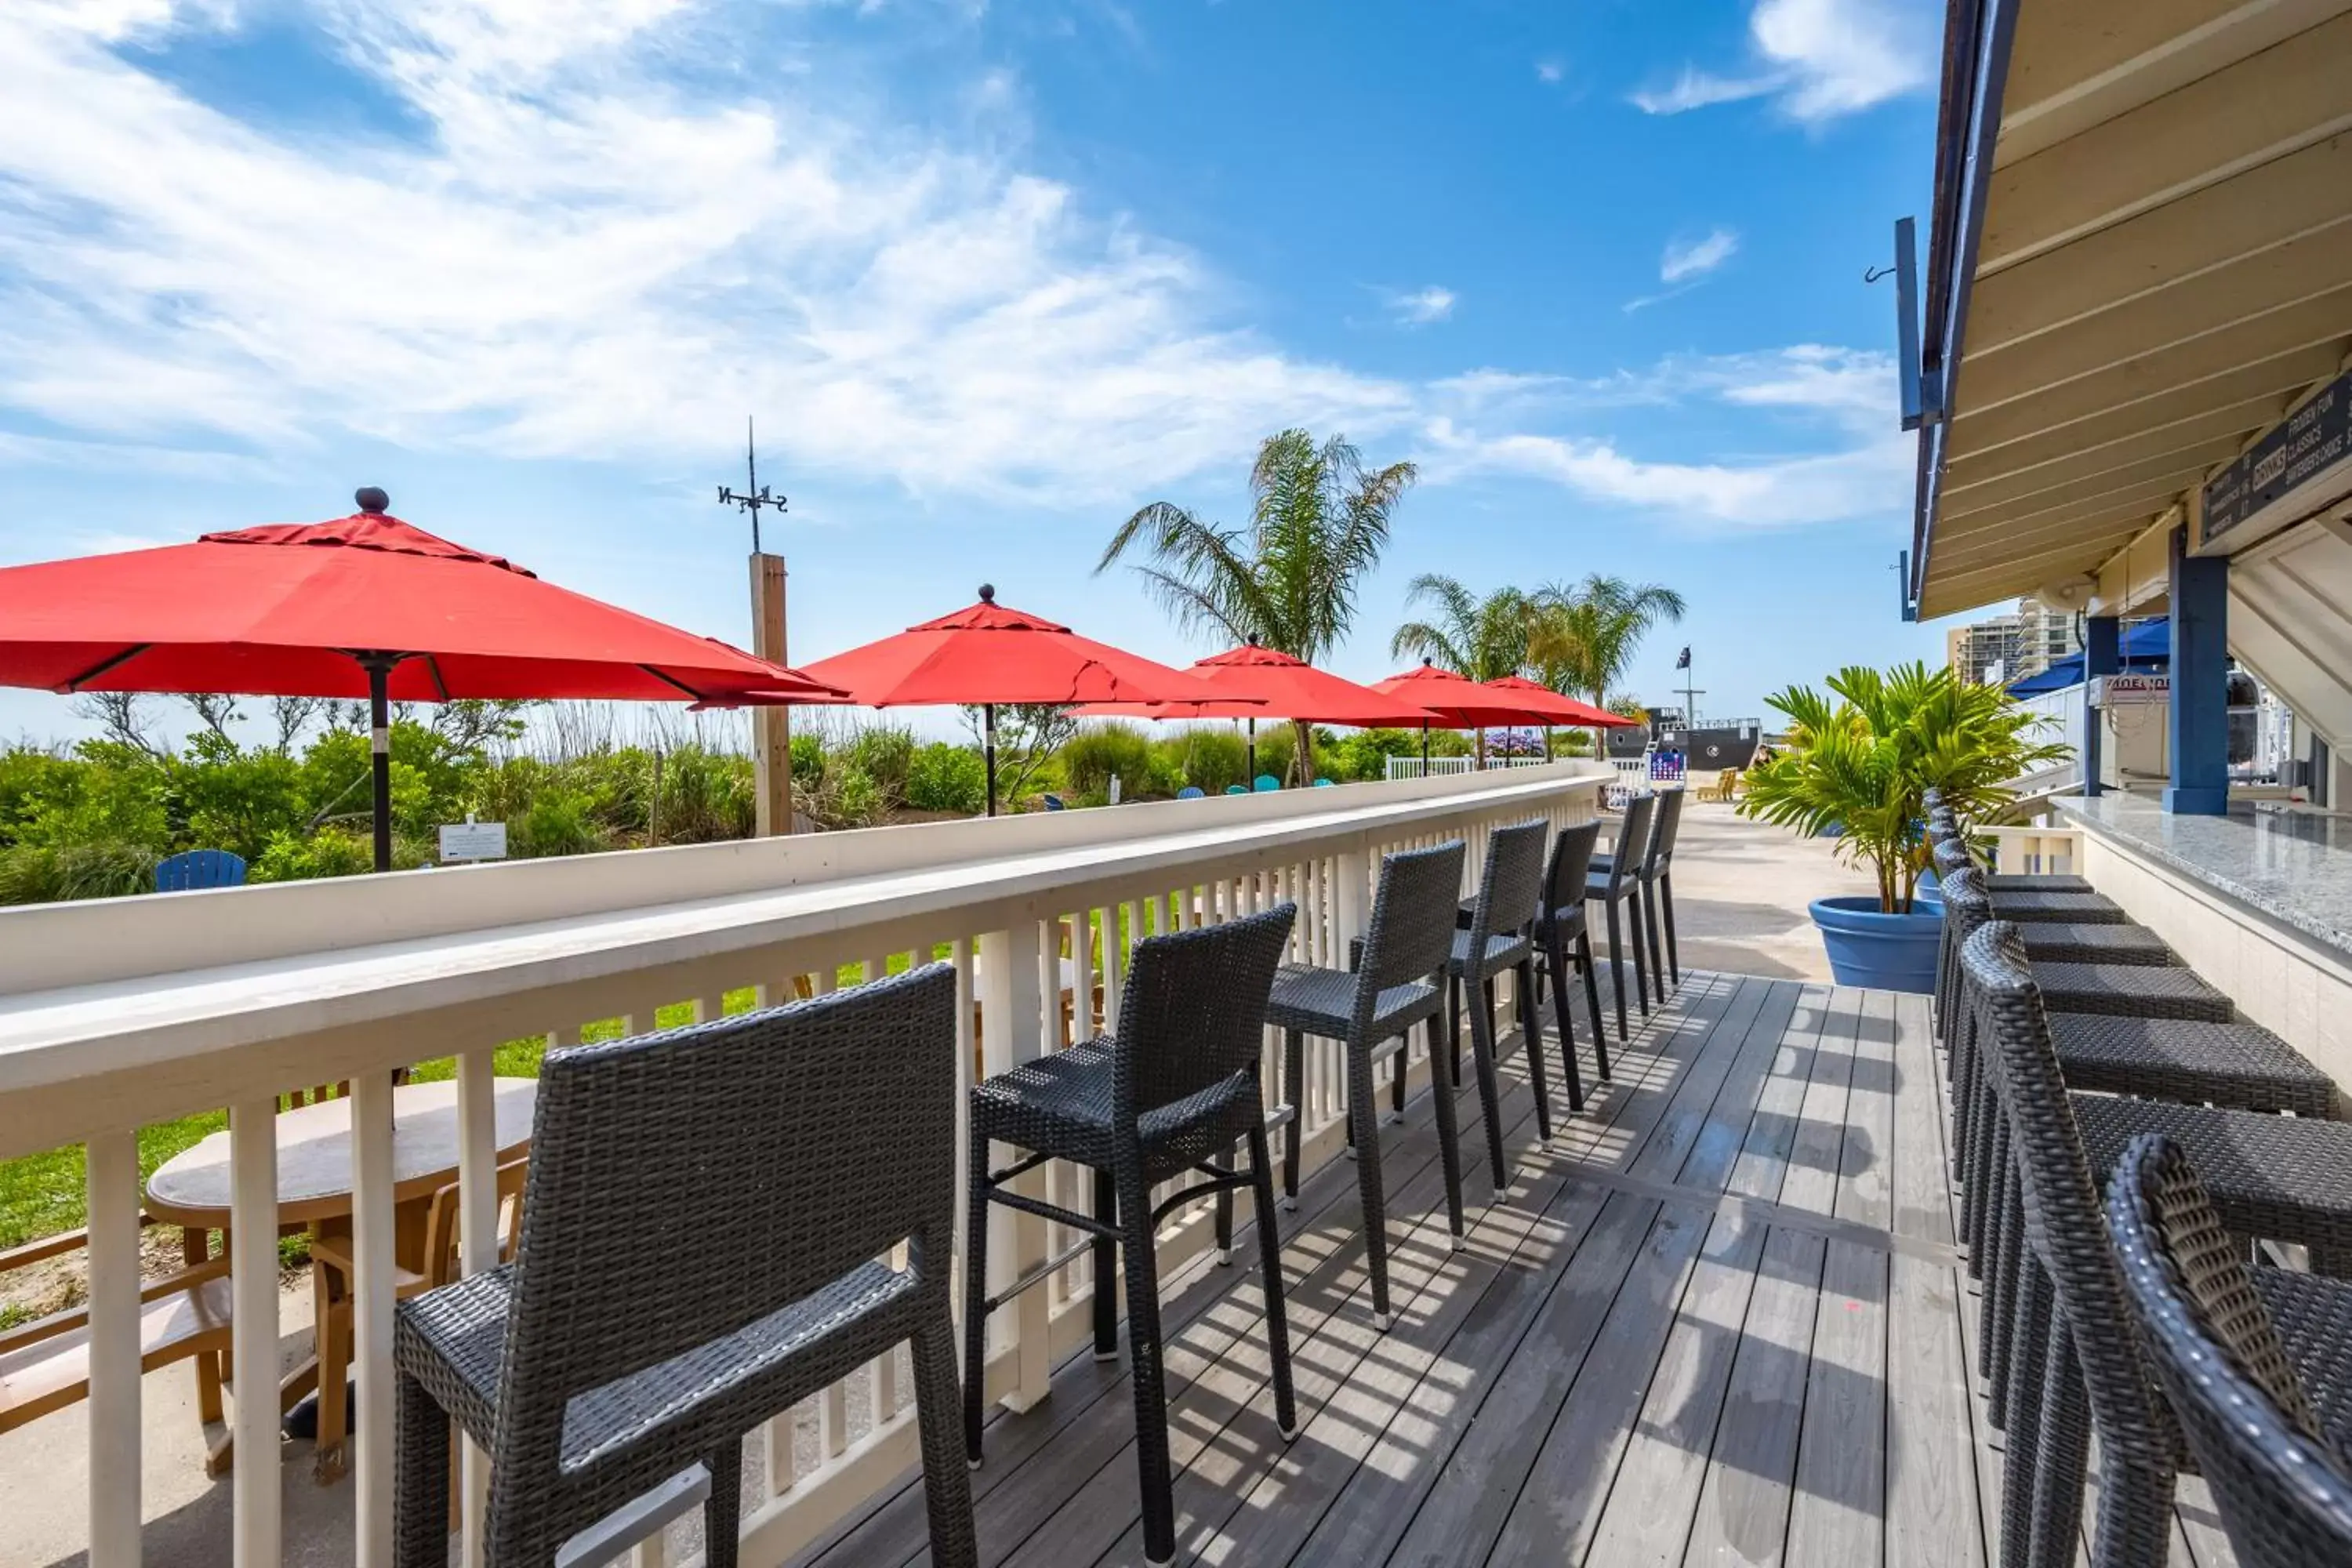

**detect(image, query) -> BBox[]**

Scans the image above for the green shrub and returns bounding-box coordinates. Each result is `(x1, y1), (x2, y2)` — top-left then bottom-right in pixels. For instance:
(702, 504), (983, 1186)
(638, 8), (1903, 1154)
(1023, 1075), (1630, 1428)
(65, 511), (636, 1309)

(1156, 728), (1247, 793)
(906, 742), (986, 814)
(789, 732), (825, 789)
(0, 842), (157, 903)
(843, 727), (916, 806)
(1252, 725), (1296, 786)
(1060, 723), (1156, 803)
(250, 829), (376, 883)
(513, 791), (608, 858)
(650, 746), (756, 842)
(833, 767), (886, 827)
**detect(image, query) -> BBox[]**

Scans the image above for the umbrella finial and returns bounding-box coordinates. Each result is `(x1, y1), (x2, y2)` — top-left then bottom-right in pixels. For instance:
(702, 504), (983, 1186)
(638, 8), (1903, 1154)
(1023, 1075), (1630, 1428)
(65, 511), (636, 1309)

(977, 583), (996, 603)
(355, 486), (390, 515)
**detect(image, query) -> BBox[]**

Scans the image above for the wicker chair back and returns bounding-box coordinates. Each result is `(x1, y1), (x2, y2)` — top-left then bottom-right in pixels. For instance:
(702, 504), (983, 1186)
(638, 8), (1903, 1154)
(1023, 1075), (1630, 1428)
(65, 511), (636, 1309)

(1644, 787), (1686, 872)
(1356, 840), (1469, 996)
(1599, 793), (1655, 895)
(1465, 819), (1549, 949)
(1961, 922), (2174, 1474)
(2108, 1134), (2352, 1565)
(1542, 821), (1602, 924)
(503, 964), (960, 1420)
(1112, 902), (1298, 1120)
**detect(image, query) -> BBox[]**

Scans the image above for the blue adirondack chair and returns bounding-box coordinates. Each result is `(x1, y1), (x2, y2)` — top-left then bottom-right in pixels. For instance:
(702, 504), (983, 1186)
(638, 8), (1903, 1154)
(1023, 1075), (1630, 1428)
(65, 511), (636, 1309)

(1223, 785), (1248, 797)
(155, 848), (247, 892)
(1176, 786), (1206, 800)
(1253, 775), (1281, 793)
(1312, 778), (1336, 787)
(1041, 793), (1068, 811)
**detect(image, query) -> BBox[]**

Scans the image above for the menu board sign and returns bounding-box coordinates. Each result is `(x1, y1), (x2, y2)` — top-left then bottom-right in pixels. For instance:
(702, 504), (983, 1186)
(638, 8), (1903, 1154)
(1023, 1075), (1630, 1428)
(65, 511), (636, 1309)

(2202, 370), (2350, 546)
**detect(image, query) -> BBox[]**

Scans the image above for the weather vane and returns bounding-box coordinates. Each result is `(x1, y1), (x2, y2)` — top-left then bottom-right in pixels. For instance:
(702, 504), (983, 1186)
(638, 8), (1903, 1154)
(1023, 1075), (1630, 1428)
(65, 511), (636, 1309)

(716, 416), (787, 554)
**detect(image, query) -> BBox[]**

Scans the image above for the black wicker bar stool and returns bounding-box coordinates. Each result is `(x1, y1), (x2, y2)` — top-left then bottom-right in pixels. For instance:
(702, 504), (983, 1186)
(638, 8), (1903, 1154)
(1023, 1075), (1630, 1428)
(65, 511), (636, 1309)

(1267, 840), (1468, 1331)
(393, 965), (978, 1568)
(2110, 1134), (2352, 1566)
(1965, 924), (2352, 1559)
(1443, 818), (1553, 1189)
(1586, 790), (1658, 1040)
(1536, 821), (1611, 1106)
(1639, 786), (1687, 988)
(963, 903), (1299, 1568)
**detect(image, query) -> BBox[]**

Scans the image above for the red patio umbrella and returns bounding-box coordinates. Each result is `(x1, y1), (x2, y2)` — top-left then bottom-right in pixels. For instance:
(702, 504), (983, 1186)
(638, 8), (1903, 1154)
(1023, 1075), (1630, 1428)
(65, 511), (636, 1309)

(1369, 660), (1552, 768)
(1073, 643), (1439, 782)
(0, 489), (849, 869)
(1479, 676), (1639, 730)
(798, 585), (1243, 815)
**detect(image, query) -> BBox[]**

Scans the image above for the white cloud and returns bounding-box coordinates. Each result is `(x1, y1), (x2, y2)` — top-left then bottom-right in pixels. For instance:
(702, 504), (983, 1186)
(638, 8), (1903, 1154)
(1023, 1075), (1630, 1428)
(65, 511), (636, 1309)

(1631, 0), (1933, 123)
(0, 1), (1413, 508)
(1381, 285), (1458, 327)
(1659, 228), (1739, 284)
(1534, 58), (1563, 85)
(1414, 347), (1908, 528)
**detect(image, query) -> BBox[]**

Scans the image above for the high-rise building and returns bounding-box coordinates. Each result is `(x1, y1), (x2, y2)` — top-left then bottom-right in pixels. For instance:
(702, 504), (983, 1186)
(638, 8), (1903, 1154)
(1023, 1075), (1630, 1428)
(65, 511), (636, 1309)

(1947, 598), (2082, 686)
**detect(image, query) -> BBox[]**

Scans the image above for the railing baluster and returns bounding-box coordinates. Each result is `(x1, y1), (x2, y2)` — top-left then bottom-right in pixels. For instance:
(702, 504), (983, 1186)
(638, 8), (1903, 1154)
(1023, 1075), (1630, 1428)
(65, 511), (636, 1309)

(350, 1070), (397, 1568)
(85, 1126), (142, 1568)
(456, 1049), (500, 1568)
(229, 1095), (283, 1567)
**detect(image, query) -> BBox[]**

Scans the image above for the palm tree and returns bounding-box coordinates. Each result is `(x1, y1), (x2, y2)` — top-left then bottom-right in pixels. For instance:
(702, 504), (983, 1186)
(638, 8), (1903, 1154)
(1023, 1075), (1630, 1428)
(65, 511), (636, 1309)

(1530, 575), (1688, 752)
(1098, 429), (1416, 785)
(1388, 575), (1536, 766)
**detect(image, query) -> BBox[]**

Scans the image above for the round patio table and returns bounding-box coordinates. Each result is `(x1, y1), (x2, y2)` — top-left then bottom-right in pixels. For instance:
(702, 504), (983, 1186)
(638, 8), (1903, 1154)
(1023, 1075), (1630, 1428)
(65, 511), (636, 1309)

(143, 1077), (536, 1479)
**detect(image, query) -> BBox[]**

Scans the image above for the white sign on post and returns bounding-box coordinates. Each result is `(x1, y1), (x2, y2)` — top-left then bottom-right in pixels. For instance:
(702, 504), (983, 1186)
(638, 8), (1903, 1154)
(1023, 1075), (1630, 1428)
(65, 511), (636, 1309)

(2093, 673), (2170, 707)
(437, 816), (509, 862)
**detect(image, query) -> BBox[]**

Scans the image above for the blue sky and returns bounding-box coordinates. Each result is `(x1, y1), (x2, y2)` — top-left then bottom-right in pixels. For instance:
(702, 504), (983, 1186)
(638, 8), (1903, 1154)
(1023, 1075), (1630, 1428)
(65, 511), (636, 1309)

(0, 0), (1954, 746)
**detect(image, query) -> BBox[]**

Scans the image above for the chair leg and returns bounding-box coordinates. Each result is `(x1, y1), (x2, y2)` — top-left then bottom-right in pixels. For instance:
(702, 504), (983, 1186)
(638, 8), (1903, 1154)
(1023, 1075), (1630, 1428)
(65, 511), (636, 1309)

(1519, 955), (1558, 1135)
(1347, 1041), (1395, 1329)
(1212, 1145), (1236, 1264)
(1603, 899), (1629, 1041)
(1447, 973), (1464, 1090)
(1641, 878), (1667, 999)
(1469, 973), (1510, 1192)
(1281, 1029), (1304, 1208)
(394, 1369), (452, 1568)
(1660, 871), (1680, 985)
(704, 1436), (742, 1568)
(187, 1228), (224, 1425)
(1577, 929), (1609, 1080)
(2026, 1328), (2092, 1568)
(1626, 889), (1653, 1017)
(963, 1118), (993, 1463)
(1093, 1168), (1120, 1356)
(1997, 1263), (2051, 1568)
(1247, 1118), (1299, 1441)
(1388, 1029), (1409, 1123)
(1543, 936), (1584, 1113)
(1425, 1013), (1469, 1254)
(1114, 1161), (1178, 1567)
(911, 1291), (982, 1568)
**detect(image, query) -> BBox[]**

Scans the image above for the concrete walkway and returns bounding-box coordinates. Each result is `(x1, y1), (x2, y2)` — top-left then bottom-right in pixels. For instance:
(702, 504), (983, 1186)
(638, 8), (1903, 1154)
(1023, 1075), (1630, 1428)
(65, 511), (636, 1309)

(1645, 794), (1879, 982)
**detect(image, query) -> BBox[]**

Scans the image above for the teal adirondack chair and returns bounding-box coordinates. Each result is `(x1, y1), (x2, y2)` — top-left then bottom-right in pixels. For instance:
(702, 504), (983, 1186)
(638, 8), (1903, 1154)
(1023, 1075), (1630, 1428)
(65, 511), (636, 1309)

(1253, 775), (1281, 793)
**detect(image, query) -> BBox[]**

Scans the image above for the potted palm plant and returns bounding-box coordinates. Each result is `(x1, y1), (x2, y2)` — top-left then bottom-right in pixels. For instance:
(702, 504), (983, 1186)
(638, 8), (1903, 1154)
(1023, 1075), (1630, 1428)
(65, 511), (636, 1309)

(1739, 662), (2067, 992)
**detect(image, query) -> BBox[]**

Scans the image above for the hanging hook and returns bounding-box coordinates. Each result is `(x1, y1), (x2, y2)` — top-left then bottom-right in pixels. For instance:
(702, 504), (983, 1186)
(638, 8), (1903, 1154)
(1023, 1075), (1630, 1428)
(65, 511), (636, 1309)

(1863, 262), (1896, 284)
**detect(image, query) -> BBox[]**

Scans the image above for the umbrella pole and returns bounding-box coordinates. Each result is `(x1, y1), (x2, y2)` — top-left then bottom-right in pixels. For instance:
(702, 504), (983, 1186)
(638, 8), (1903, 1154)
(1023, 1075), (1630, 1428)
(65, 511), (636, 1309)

(1420, 721), (1429, 771)
(364, 656), (394, 873)
(1247, 716), (1255, 784)
(984, 702), (999, 818)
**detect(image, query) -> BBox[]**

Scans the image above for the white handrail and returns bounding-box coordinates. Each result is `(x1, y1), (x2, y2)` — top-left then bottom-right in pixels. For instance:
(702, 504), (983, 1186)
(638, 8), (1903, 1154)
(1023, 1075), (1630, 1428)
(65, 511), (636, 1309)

(1, 759), (1608, 1567)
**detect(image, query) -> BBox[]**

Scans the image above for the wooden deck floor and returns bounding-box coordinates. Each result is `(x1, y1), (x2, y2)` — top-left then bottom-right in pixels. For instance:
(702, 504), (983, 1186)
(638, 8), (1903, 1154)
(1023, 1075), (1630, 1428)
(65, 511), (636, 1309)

(795, 968), (2234, 1568)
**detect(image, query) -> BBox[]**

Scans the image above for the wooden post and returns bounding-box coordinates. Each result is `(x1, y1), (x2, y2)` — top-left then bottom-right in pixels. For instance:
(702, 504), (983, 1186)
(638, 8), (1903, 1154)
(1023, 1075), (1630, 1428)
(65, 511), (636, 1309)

(750, 552), (793, 835)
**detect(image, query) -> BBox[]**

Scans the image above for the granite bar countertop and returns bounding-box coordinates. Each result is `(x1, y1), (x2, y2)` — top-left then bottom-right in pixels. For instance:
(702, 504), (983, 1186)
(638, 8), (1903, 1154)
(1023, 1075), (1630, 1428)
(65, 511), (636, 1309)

(2057, 793), (2352, 960)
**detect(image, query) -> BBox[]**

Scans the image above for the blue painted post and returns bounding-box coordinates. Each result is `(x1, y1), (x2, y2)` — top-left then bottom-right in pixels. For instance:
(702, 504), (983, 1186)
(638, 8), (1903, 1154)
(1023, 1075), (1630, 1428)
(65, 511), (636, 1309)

(2082, 615), (2118, 797)
(2165, 526), (2230, 815)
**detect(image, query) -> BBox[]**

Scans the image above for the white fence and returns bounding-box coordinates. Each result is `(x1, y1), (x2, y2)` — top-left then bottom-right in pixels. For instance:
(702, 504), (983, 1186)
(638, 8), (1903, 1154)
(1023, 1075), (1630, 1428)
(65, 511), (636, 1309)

(1381, 754), (1557, 780)
(0, 760), (1609, 1567)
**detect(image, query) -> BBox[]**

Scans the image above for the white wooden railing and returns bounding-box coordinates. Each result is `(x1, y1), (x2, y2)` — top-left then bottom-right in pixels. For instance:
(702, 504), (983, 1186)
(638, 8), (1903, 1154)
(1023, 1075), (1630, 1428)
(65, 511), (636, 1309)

(0, 760), (1608, 1567)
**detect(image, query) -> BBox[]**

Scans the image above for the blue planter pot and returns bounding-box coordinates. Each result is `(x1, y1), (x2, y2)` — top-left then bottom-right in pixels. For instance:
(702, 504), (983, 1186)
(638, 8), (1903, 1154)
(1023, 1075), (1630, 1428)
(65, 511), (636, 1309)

(1915, 865), (1944, 913)
(1809, 896), (1943, 993)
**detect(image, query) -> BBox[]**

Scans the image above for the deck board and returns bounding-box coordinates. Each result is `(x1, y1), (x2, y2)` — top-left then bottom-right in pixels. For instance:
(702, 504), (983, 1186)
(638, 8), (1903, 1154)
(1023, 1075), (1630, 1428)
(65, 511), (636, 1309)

(793, 968), (2239, 1568)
